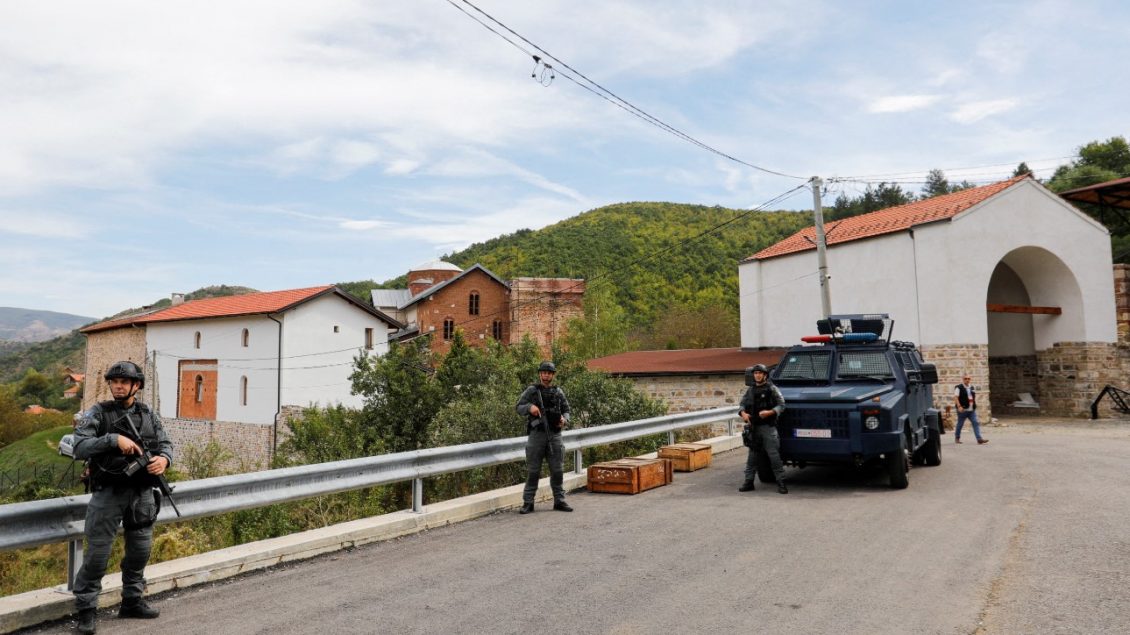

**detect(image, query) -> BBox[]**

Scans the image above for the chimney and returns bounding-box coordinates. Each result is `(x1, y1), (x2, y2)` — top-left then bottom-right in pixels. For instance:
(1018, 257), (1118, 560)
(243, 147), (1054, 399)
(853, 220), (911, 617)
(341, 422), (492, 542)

(171, 293), (185, 306)
(408, 277), (434, 297)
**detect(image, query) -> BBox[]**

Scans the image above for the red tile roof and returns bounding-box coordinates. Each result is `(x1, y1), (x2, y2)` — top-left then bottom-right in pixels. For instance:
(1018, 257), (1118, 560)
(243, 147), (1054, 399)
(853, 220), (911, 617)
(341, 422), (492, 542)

(747, 175), (1032, 261)
(81, 286), (335, 333)
(587, 347), (786, 376)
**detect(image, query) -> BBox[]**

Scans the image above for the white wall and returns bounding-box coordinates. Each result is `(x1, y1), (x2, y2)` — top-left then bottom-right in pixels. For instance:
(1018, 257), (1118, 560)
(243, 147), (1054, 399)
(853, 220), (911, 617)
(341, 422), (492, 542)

(740, 231), (920, 347)
(280, 294), (390, 410)
(740, 180), (1117, 349)
(146, 294), (392, 424)
(147, 316), (280, 424)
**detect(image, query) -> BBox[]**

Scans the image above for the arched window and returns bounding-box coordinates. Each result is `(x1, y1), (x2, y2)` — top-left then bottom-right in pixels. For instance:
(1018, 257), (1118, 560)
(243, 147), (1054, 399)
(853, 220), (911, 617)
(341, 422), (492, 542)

(492, 320), (503, 340)
(194, 374), (204, 403)
(468, 291), (480, 315)
(194, 332), (201, 349)
(241, 328), (249, 347)
(240, 376), (248, 406)
(443, 318), (455, 340)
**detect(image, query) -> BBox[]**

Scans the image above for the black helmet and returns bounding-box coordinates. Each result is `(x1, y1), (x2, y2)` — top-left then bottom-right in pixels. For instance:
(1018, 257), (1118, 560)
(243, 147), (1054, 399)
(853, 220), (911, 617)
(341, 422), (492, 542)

(104, 361), (145, 389)
(538, 361), (557, 373)
(750, 364), (769, 374)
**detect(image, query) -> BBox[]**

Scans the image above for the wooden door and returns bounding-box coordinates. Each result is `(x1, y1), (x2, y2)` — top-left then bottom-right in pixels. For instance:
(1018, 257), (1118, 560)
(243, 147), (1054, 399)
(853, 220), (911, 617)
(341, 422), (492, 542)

(178, 360), (218, 420)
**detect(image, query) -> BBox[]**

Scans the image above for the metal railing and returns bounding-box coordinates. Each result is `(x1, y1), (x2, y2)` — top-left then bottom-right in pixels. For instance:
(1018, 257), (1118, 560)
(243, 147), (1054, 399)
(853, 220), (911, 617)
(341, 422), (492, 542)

(1091, 385), (1130, 419)
(0, 407), (737, 587)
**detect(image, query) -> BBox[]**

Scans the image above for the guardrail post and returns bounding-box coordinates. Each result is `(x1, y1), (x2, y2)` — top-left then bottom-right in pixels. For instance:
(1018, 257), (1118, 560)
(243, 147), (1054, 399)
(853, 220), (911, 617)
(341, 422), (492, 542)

(66, 538), (83, 591)
(667, 431), (675, 446)
(727, 418), (735, 436)
(412, 478), (423, 513)
(573, 449), (583, 475)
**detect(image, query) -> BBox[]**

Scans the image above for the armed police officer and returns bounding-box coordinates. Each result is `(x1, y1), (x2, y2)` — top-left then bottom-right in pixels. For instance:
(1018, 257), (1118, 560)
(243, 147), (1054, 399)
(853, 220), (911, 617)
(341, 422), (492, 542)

(72, 361), (174, 634)
(516, 361), (572, 514)
(738, 364), (788, 494)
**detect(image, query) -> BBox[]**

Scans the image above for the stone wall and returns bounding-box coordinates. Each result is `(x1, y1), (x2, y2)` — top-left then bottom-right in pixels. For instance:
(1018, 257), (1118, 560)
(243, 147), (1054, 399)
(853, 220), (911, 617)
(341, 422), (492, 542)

(1115, 264), (1129, 347)
(919, 344), (991, 422)
(81, 327), (149, 412)
(1037, 342), (1128, 418)
(161, 416), (275, 473)
(510, 278), (584, 357)
(988, 355), (1040, 416)
(624, 374), (746, 435)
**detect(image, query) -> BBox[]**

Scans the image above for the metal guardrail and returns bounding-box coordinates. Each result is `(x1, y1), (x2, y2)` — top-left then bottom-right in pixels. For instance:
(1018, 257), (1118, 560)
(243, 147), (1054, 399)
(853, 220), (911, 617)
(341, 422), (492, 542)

(0, 407), (737, 556)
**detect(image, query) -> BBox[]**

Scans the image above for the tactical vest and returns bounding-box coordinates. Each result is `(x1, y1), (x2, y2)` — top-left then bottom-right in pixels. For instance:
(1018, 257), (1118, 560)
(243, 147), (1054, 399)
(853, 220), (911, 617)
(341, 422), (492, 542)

(749, 383), (779, 423)
(956, 384), (976, 410)
(89, 400), (159, 486)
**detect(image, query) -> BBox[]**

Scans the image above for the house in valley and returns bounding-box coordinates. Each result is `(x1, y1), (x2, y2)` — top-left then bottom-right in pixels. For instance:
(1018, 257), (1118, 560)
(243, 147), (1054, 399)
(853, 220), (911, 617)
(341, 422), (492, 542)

(80, 286), (401, 466)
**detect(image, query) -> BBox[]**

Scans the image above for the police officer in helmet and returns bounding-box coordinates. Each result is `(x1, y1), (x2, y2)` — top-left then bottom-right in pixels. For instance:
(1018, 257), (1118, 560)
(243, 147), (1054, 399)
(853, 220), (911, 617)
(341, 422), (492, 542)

(738, 364), (788, 494)
(516, 361), (572, 514)
(71, 361), (174, 634)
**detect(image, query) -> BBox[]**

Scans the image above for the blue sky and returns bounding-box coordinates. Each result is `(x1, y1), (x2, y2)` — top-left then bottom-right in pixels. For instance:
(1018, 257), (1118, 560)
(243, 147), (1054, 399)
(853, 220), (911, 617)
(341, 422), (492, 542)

(2, 0), (1127, 318)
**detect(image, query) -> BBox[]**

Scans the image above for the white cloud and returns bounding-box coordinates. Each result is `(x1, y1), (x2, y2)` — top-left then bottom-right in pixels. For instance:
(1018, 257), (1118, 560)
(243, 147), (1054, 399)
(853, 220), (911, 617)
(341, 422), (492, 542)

(385, 159), (421, 175)
(950, 99), (1017, 124)
(0, 210), (90, 239)
(339, 219), (387, 231)
(866, 95), (942, 114)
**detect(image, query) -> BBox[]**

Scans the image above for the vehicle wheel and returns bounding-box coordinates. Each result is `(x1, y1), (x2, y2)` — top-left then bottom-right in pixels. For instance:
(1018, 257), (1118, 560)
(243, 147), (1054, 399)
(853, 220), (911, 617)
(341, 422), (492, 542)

(887, 434), (909, 489)
(756, 447), (776, 483)
(922, 427), (942, 466)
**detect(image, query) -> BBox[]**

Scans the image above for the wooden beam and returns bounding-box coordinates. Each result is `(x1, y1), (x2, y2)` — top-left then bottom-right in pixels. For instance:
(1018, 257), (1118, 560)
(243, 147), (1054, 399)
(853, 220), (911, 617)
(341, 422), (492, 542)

(986, 303), (1062, 315)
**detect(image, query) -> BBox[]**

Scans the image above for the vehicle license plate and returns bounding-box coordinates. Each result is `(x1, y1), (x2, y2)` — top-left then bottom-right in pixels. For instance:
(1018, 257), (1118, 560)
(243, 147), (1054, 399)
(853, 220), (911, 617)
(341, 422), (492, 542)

(794, 428), (832, 438)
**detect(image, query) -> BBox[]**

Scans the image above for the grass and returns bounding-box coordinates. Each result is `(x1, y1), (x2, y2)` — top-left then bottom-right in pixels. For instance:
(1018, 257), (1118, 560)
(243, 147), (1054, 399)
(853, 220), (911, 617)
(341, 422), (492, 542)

(0, 425), (74, 472)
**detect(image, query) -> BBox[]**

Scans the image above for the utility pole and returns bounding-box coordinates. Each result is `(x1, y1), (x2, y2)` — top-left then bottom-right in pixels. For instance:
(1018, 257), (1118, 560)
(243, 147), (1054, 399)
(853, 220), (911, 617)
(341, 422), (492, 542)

(811, 176), (832, 317)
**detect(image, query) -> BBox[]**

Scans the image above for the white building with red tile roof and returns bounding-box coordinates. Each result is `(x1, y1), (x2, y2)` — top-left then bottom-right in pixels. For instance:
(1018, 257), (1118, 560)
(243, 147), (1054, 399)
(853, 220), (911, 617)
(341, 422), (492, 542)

(739, 175), (1122, 418)
(81, 286), (401, 425)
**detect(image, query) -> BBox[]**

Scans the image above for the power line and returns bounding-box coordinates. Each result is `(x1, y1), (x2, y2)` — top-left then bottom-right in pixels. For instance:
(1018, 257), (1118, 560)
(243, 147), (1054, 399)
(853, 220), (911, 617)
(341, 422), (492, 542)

(395, 182), (811, 346)
(446, 0), (806, 181)
(834, 155), (1076, 181)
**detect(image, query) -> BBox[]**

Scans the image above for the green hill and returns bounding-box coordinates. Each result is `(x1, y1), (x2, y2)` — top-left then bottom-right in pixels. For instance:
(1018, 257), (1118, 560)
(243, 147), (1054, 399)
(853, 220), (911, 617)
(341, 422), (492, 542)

(345, 202), (810, 329)
(0, 425), (73, 473)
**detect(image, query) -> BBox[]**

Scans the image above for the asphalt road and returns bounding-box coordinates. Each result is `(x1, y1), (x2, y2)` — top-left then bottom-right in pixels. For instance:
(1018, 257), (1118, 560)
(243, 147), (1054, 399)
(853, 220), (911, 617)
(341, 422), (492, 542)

(26, 420), (1130, 634)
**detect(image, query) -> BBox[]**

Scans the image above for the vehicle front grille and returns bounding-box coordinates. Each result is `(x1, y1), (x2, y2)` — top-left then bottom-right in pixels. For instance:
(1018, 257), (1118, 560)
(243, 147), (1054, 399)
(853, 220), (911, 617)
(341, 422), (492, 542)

(781, 408), (850, 438)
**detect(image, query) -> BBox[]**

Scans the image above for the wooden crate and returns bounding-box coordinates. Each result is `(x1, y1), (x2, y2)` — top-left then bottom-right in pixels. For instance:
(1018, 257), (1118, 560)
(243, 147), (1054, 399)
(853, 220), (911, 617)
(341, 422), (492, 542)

(587, 458), (672, 494)
(658, 443), (713, 472)
(618, 457), (673, 484)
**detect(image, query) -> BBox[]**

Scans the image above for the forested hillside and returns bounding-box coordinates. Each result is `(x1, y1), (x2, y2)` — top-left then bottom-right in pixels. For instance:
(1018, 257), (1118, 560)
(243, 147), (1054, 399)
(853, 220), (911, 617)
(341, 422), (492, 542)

(344, 202), (810, 330)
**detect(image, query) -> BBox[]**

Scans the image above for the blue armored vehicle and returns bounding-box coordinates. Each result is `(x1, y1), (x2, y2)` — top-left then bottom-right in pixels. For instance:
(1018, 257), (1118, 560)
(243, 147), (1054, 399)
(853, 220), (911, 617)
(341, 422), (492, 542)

(757, 314), (942, 489)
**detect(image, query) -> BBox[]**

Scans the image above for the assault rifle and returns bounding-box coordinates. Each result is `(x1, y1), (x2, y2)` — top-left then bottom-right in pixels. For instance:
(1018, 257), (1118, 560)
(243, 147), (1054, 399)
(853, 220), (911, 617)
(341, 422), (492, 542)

(113, 413), (182, 518)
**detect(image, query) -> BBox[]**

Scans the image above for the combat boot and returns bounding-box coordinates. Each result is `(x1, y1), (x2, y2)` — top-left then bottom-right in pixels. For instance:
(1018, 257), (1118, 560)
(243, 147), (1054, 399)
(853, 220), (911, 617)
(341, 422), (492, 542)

(519, 503), (535, 514)
(76, 608), (97, 634)
(777, 481), (789, 494)
(118, 599), (159, 619)
(738, 480), (756, 492)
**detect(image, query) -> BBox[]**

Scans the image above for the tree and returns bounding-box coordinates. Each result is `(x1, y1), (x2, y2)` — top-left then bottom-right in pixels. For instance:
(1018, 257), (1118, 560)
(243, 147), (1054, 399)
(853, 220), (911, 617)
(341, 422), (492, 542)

(349, 339), (444, 454)
(1048, 136), (1130, 192)
(1013, 162), (1032, 177)
(562, 277), (630, 360)
(16, 369), (55, 408)
(920, 169), (975, 199)
(827, 182), (916, 220)
(638, 303), (739, 350)
(922, 169), (950, 198)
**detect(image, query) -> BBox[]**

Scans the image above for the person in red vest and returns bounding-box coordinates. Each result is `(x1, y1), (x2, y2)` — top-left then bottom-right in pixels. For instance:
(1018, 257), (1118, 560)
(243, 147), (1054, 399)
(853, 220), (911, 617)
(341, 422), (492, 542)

(954, 374), (988, 445)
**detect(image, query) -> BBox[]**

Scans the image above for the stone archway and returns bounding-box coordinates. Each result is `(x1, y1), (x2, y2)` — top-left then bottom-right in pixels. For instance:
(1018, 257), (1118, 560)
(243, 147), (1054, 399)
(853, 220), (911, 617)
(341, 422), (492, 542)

(986, 247), (1085, 416)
